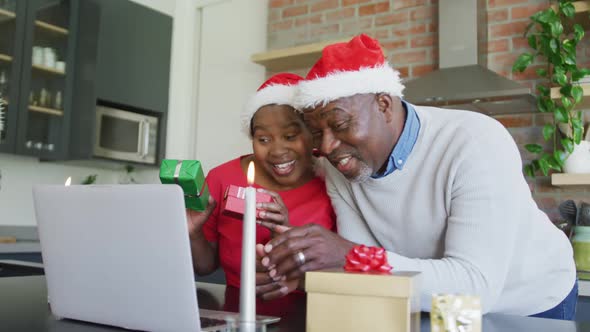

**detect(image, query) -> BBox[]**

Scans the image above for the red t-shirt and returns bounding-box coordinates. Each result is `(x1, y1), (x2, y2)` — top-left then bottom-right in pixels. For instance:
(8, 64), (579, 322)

(202, 156), (336, 288)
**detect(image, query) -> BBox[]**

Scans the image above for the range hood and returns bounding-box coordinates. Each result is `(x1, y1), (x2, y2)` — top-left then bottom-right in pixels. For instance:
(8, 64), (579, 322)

(403, 0), (536, 115)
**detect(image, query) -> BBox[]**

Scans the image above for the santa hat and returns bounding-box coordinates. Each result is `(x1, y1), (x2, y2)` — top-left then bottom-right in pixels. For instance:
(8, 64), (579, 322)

(241, 73), (304, 137)
(295, 34), (404, 110)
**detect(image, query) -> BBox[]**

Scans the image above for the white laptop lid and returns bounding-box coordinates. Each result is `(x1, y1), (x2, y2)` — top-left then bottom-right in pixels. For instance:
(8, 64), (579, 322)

(33, 184), (201, 332)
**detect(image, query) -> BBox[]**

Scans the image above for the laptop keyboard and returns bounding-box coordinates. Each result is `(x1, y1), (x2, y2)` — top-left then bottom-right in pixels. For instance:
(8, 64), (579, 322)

(200, 316), (227, 328)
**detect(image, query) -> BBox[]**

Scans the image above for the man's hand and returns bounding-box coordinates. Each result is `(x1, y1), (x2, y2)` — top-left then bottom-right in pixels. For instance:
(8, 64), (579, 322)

(186, 196), (216, 238)
(260, 224), (357, 281)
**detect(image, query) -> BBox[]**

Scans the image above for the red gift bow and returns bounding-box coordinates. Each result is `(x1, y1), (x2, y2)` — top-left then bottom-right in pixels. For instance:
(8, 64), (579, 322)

(344, 245), (393, 272)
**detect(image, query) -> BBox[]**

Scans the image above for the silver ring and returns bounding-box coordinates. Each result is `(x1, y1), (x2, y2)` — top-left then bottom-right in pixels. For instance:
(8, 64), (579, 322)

(295, 251), (306, 266)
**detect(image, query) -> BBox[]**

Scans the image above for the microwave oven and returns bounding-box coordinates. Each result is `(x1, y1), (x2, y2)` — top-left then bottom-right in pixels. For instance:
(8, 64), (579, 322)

(94, 106), (159, 164)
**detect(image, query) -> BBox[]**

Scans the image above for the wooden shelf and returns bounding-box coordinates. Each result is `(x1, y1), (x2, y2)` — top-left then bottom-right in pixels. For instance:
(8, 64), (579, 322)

(35, 20), (69, 35)
(29, 105), (63, 116)
(0, 53), (12, 62)
(251, 38), (349, 71)
(0, 8), (16, 19)
(32, 64), (65, 75)
(551, 83), (590, 109)
(551, 173), (590, 186)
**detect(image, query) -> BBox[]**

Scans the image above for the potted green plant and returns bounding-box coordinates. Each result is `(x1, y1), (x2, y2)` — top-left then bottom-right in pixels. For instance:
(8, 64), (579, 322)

(512, 0), (590, 177)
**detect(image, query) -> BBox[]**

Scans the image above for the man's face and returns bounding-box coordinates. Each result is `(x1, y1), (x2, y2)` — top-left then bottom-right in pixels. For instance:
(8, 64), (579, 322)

(303, 94), (393, 183)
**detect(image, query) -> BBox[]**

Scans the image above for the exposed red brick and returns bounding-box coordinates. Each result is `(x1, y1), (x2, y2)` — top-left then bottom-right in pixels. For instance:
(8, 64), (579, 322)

(311, 0), (339, 13)
(410, 6), (434, 21)
(411, 64), (435, 77)
(396, 66), (409, 78)
(270, 20), (293, 32)
(341, 18), (373, 34)
(534, 113), (553, 126)
(511, 3), (549, 20)
(391, 50), (427, 64)
(342, 0), (370, 6)
(270, 0), (294, 8)
(538, 197), (559, 210)
(489, 0), (528, 8)
(511, 36), (532, 51)
(381, 39), (409, 50)
(427, 22), (436, 33)
(393, 0), (427, 10)
(392, 24), (426, 37)
(490, 21), (530, 38)
(411, 35), (434, 48)
(488, 39), (509, 53)
(269, 9), (280, 22)
(326, 8), (355, 22)
(282, 5), (308, 18)
(295, 14), (323, 26)
(490, 52), (520, 67)
(310, 24), (339, 38)
(375, 11), (408, 26)
(487, 9), (508, 22)
(359, 2), (390, 16)
(373, 29), (390, 40)
(495, 114), (533, 128)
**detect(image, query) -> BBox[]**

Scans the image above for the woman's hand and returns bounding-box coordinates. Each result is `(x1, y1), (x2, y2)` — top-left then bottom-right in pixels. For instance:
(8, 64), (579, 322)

(186, 196), (216, 238)
(256, 189), (290, 228)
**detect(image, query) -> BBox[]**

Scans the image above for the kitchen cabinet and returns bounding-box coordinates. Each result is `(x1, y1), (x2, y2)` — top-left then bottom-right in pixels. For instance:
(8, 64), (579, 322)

(95, 0), (172, 114)
(0, 0), (99, 160)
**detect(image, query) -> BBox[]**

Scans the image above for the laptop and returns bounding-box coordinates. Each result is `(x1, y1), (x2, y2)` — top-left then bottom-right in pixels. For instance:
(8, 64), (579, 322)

(33, 184), (280, 332)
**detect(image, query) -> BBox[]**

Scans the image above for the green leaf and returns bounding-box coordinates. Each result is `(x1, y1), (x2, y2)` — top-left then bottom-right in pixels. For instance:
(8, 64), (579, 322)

(560, 2), (576, 18)
(562, 39), (576, 54)
(572, 86), (584, 104)
(563, 52), (576, 65)
(549, 20), (563, 37)
(537, 98), (548, 112)
(574, 24), (585, 42)
(537, 84), (549, 96)
(538, 156), (550, 176)
(542, 124), (555, 141)
(561, 137), (574, 154)
(553, 151), (564, 168)
(525, 143), (543, 154)
(549, 38), (559, 53)
(560, 84), (573, 97)
(527, 35), (537, 49)
(536, 68), (548, 77)
(573, 118), (584, 144)
(524, 164), (536, 178)
(547, 155), (562, 171)
(572, 69), (590, 81)
(553, 71), (568, 85)
(561, 96), (573, 110)
(512, 53), (534, 72)
(555, 106), (569, 123)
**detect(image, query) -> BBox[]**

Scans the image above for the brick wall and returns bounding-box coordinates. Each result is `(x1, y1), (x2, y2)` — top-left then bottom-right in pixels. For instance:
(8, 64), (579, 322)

(267, 0), (590, 223)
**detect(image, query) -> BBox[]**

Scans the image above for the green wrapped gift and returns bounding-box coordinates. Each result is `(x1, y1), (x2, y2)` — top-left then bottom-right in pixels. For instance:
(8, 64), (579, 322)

(159, 159), (210, 211)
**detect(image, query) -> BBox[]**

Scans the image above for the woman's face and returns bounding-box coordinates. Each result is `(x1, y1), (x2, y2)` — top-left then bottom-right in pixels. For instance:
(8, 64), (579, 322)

(251, 105), (314, 190)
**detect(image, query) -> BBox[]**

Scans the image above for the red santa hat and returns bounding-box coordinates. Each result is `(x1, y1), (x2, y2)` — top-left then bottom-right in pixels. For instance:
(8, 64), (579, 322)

(295, 34), (405, 110)
(242, 73), (304, 136)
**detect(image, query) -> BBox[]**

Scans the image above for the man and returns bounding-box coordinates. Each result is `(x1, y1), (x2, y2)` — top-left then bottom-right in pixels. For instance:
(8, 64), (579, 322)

(255, 34), (577, 319)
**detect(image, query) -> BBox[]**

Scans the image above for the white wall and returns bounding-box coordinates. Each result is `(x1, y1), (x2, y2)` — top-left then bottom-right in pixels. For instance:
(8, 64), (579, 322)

(0, 0), (268, 226)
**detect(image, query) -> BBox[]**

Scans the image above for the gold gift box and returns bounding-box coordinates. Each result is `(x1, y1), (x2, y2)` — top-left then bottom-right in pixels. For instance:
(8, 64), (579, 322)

(431, 294), (481, 332)
(306, 269), (420, 332)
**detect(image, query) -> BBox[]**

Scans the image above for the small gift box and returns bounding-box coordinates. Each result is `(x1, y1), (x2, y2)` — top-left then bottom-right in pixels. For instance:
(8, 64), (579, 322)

(306, 245), (421, 332)
(159, 159), (210, 211)
(221, 184), (273, 219)
(430, 294), (481, 332)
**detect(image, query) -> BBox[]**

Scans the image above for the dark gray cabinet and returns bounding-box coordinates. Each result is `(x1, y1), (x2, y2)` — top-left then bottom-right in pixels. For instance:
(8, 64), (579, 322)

(95, 0), (172, 114)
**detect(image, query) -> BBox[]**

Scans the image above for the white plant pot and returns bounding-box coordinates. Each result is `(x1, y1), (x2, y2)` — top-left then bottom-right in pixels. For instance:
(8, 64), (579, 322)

(563, 141), (590, 174)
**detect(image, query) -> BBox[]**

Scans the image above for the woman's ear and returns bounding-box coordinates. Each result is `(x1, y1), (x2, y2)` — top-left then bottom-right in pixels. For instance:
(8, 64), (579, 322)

(376, 94), (394, 123)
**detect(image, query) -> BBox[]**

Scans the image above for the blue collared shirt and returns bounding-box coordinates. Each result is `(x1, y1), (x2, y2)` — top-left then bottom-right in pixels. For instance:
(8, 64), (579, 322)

(372, 100), (420, 178)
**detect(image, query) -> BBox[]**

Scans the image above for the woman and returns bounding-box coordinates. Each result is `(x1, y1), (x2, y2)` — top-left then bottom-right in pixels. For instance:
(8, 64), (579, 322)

(186, 73), (336, 316)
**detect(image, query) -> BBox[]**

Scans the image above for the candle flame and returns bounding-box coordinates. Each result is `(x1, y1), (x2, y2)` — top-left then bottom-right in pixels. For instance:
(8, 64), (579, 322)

(65, 177), (71, 186)
(247, 162), (255, 186)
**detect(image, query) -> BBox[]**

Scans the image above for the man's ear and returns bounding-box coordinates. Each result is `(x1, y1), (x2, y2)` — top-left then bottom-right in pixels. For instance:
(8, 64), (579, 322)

(376, 94), (394, 123)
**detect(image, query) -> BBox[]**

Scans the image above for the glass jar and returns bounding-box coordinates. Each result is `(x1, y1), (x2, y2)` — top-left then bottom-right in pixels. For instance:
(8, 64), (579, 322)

(572, 226), (590, 272)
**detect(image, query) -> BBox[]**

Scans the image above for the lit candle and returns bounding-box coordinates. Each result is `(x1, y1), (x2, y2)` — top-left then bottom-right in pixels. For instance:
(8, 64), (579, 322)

(239, 161), (256, 330)
(64, 177), (71, 186)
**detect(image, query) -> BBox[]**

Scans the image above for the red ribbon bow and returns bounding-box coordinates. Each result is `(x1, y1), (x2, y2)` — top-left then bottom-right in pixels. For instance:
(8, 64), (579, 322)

(344, 245), (392, 273)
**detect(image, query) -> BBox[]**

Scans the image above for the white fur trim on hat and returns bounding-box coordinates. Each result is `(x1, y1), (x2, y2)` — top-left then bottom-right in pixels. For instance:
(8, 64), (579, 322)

(294, 64), (404, 110)
(241, 84), (298, 137)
